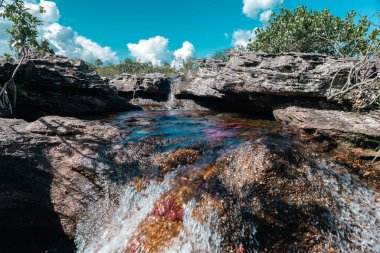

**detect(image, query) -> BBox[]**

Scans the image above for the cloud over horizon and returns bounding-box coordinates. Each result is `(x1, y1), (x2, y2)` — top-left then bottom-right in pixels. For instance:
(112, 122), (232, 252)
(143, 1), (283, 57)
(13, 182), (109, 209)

(171, 41), (195, 69)
(232, 29), (257, 48)
(127, 36), (195, 68)
(127, 36), (172, 66)
(43, 23), (118, 63)
(0, 0), (118, 62)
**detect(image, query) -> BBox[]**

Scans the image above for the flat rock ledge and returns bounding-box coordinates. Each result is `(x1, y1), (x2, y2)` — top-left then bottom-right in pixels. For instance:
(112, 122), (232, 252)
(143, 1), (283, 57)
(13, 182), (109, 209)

(274, 106), (380, 142)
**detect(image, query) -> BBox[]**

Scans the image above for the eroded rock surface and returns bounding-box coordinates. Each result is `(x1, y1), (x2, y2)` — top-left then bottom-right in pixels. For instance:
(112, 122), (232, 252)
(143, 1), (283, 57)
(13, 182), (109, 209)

(1, 111), (379, 253)
(274, 106), (380, 140)
(176, 51), (379, 114)
(110, 73), (174, 97)
(0, 116), (125, 252)
(0, 51), (139, 119)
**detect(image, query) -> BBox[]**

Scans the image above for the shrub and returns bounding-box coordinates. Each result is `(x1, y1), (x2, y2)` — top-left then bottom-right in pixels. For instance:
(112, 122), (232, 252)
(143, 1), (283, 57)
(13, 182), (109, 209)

(212, 49), (230, 62)
(96, 58), (180, 78)
(248, 6), (380, 57)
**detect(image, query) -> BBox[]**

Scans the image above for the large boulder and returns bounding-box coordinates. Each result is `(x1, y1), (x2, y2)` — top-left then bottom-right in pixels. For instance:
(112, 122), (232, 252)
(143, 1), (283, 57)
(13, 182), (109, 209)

(177, 51), (379, 114)
(0, 52), (139, 120)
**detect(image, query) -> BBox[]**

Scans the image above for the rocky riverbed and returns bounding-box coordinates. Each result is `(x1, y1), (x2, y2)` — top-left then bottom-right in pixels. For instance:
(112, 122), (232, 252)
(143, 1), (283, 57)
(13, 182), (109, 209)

(0, 111), (379, 253)
(0, 51), (379, 253)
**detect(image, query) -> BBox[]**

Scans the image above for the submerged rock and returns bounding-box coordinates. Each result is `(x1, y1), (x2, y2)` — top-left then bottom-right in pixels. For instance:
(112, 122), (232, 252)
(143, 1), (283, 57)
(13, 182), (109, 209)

(198, 138), (379, 252)
(0, 52), (139, 120)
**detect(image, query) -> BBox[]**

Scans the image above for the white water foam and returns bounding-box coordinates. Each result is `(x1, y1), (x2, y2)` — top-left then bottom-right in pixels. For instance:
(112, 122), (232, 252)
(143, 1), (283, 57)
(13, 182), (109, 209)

(76, 172), (175, 253)
(166, 77), (182, 110)
(316, 161), (380, 252)
(161, 200), (222, 253)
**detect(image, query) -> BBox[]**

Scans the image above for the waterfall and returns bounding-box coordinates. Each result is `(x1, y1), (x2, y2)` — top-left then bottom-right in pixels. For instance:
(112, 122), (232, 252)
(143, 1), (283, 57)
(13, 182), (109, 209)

(132, 86), (137, 101)
(166, 76), (181, 110)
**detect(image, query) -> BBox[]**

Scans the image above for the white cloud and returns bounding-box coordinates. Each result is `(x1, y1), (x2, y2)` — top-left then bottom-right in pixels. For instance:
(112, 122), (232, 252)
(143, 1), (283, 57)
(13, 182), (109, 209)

(43, 23), (118, 62)
(127, 36), (172, 66)
(25, 0), (60, 23)
(0, 0), (118, 62)
(232, 28), (257, 48)
(173, 41), (195, 61)
(259, 10), (273, 25)
(171, 41), (195, 69)
(232, 1), (279, 49)
(127, 37), (196, 69)
(242, 0), (283, 19)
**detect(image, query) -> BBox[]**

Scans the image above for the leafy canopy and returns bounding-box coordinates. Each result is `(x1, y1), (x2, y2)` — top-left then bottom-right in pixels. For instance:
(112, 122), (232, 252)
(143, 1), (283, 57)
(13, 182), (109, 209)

(0, 0), (46, 56)
(248, 6), (380, 57)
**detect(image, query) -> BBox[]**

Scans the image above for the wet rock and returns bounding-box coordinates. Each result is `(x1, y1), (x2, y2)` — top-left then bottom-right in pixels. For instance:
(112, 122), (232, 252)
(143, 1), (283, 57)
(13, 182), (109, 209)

(198, 137), (380, 252)
(0, 52), (139, 120)
(2, 111), (379, 253)
(0, 116), (125, 252)
(273, 106), (380, 142)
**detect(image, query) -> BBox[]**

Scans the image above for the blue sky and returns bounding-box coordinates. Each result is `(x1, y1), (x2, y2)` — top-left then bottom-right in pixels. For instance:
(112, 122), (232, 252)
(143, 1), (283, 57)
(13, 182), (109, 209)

(0, 0), (379, 64)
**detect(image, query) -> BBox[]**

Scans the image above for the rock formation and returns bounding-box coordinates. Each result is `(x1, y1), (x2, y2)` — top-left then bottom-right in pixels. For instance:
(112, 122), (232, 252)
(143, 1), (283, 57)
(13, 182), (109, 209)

(274, 106), (380, 141)
(109, 73), (186, 110)
(0, 115), (132, 252)
(0, 51), (139, 120)
(177, 51), (379, 113)
(110, 73), (174, 98)
(110, 52), (379, 115)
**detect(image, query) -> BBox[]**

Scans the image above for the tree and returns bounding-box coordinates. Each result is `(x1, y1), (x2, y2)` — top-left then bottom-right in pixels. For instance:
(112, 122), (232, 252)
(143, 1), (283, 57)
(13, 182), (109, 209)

(0, 0), (45, 115)
(95, 58), (103, 67)
(39, 39), (54, 54)
(248, 7), (379, 58)
(0, 53), (15, 63)
(212, 49), (230, 62)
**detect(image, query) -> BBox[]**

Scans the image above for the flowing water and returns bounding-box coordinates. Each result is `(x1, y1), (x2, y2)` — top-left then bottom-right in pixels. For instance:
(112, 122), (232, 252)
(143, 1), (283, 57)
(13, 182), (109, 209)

(75, 111), (380, 253)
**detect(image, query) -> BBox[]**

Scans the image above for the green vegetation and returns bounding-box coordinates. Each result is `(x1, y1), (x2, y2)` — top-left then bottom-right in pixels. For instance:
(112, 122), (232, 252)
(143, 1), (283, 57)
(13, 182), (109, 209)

(248, 6), (380, 57)
(95, 58), (197, 78)
(0, 53), (15, 63)
(95, 59), (178, 77)
(212, 49), (230, 62)
(0, 0), (47, 115)
(248, 7), (380, 110)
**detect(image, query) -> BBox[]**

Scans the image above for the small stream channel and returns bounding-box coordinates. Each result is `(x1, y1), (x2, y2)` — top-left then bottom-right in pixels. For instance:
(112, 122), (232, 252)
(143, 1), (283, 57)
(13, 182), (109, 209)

(74, 110), (379, 253)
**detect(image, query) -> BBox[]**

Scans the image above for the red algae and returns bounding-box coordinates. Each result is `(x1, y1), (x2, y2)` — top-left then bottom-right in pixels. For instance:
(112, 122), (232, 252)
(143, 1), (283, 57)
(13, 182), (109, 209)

(151, 198), (184, 222)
